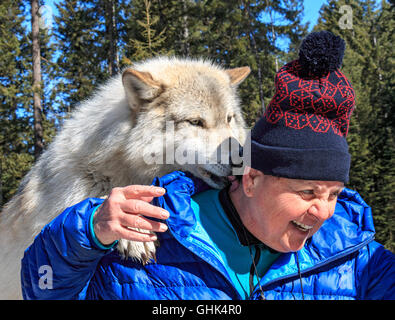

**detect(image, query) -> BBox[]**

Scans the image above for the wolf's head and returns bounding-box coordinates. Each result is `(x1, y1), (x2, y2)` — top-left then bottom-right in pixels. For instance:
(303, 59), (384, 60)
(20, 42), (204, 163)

(121, 57), (250, 189)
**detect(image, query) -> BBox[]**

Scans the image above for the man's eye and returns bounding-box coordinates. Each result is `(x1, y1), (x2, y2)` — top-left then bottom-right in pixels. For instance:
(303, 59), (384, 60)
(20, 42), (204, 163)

(329, 191), (340, 199)
(300, 190), (314, 198)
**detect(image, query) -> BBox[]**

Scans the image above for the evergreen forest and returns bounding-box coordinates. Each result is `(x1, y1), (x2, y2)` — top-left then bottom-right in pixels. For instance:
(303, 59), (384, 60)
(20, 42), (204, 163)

(0, 0), (393, 251)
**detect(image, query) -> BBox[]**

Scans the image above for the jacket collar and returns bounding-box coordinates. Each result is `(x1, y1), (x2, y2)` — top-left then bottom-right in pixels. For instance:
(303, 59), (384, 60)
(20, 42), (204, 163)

(218, 186), (260, 246)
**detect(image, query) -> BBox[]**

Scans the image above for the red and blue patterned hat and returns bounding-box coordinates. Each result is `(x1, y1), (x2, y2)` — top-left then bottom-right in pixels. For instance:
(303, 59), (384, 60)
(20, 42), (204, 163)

(251, 31), (355, 183)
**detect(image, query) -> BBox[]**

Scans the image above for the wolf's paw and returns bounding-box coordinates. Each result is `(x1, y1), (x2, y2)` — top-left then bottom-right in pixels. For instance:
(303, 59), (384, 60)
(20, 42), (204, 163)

(117, 237), (158, 264)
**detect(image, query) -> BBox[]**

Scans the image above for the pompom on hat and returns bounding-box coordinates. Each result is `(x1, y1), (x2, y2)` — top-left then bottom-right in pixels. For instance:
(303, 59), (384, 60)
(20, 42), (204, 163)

(250, 31), (355, 183)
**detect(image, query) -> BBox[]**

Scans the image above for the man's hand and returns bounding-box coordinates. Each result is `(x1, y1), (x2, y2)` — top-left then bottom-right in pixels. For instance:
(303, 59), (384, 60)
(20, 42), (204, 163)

(93, 185), (169, 246)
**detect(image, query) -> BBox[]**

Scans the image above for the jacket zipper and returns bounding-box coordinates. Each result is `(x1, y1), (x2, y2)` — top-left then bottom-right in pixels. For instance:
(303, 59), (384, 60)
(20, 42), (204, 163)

(166, 226), (243, 300)
(256, 236), (375, 294)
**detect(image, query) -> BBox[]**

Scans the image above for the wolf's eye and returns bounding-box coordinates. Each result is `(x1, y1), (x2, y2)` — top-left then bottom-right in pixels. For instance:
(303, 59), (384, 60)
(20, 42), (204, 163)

(227, 114), (234, 123)
(187, 119), (204, 127)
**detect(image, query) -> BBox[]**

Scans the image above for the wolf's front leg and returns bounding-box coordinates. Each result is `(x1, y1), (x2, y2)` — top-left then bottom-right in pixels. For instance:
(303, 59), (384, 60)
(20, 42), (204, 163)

(117, 238), (158, 264)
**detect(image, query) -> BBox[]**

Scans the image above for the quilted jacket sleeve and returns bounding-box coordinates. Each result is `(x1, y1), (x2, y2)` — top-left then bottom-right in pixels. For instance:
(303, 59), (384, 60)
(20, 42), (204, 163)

(357, 241), (395, 300)
(21, 198), (114, 300)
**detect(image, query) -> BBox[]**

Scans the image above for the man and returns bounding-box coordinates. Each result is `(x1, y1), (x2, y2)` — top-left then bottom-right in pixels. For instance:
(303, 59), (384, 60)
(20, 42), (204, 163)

(21, 31), (394, 300)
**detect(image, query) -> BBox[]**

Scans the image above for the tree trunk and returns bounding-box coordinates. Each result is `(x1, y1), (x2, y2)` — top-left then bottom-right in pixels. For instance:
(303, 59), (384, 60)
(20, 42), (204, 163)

(31, 0), (44, 161)
(182, 0), (190, 56)
(105, 0), (118, 76)
(242, 1), (265, 114)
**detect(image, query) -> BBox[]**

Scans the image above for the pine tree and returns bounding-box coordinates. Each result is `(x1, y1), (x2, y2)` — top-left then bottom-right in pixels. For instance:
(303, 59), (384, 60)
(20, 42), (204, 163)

(54, 0), (129, 112)
(54, 0), (108, 112)
(315, 0), (394, 251)
(0, 1), (58, 207)
(128, 0), (168, 61)
(367, 0), (395, 251)
(146, 0), (203, 57)
(0, 1), (34, 206)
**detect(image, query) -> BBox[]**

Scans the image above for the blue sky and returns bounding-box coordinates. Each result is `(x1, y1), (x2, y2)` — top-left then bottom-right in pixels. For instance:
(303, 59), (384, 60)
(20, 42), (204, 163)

(302, 0), (327, 29)
(256, 0), (327, 50)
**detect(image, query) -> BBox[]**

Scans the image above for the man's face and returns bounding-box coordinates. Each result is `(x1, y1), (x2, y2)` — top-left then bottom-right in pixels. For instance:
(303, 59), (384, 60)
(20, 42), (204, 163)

(239, 168), (344, 253)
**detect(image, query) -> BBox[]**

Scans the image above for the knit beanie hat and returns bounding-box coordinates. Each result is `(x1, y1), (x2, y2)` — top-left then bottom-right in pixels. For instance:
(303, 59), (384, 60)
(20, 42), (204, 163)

(251, 31), (355, 183)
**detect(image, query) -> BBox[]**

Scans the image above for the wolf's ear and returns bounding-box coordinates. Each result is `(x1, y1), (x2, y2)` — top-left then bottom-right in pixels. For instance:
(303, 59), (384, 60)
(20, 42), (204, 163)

(122, 68), (163, 111)
(225, 67), (251, 86)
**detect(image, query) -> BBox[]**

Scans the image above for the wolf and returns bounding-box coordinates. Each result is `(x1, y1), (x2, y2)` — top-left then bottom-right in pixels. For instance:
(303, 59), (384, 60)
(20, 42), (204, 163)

(0, 56), (250, 299)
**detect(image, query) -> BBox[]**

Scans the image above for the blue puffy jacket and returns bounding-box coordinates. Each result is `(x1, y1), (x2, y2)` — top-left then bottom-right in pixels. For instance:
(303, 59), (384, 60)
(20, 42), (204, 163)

(21, 171), (395, 300)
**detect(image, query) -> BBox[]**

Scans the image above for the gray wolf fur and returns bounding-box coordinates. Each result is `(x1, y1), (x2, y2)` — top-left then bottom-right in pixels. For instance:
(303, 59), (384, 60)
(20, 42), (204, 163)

(0, 56), (250, 299)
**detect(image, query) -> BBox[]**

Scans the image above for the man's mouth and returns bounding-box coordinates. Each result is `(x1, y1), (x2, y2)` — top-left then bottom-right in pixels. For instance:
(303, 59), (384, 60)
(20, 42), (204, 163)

(291, 220), (314, 232)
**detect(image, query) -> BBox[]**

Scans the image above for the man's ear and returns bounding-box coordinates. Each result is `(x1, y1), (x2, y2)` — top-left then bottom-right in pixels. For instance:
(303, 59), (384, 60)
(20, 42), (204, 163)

(122, 68), (163, 112)
(225, 66), (251, 87)
(242, 166), (262, 197)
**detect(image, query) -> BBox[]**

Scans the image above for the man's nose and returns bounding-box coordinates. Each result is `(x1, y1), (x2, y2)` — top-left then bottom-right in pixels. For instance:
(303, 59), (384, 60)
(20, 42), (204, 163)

(307, 198), (332, 221)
